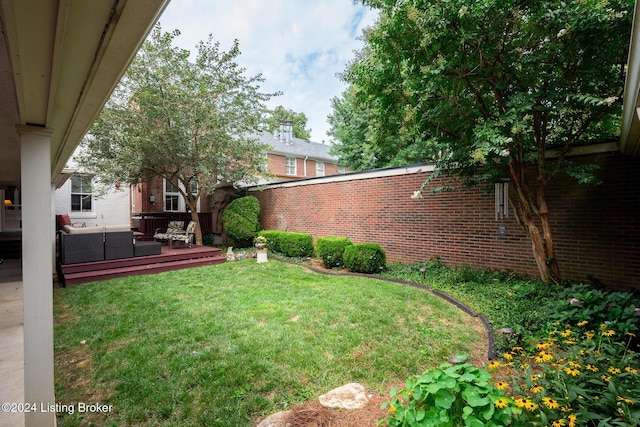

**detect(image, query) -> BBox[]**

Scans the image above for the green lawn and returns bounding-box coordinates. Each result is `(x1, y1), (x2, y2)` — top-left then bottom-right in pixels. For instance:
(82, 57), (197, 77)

(54, 260), (486, 427)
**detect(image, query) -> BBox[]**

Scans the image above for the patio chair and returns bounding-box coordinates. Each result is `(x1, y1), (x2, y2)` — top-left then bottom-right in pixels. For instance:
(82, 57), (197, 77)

(153, 221), (184, 245)
(169, 221), (197, 248)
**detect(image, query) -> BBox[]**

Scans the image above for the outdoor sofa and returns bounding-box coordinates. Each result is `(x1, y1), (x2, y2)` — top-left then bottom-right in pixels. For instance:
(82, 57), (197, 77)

(58, 225), (160, 264)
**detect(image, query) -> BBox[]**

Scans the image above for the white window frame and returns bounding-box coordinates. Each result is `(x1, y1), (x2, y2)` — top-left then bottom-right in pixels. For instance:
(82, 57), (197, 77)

(286, 157), (297, 175)
(315, 161), (325, 177)
(163, 178), (201, 212)
(70, 175), (93, 213)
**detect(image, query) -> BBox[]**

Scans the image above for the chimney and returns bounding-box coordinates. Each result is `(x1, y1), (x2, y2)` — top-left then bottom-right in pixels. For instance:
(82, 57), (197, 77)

(279, 120), (293, 144)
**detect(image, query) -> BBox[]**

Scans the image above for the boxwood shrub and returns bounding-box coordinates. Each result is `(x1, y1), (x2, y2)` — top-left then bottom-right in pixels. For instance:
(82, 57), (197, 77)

(279, 232), (314, 258)
(316, 236), (353, 268)
(221, 195), (261, 246)
(343, 243), (386, 274)
(257, 230), (285, 252)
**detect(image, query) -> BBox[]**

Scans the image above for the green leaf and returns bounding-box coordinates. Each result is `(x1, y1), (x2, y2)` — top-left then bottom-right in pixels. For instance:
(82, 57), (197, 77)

(435, 389), (456, 410)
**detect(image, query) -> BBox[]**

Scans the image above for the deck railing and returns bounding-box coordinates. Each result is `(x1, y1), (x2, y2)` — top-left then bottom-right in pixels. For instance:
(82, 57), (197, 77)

(132, 212), (213, 240)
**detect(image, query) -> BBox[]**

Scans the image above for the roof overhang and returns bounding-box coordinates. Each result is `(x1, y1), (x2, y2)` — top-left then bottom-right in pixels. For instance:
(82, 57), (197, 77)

(0, 0), (170, 188)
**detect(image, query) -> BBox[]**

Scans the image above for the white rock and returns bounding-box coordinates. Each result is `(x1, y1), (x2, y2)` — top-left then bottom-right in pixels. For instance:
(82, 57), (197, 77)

(318, 382), (369, 410)
(255, 410), (292, 427)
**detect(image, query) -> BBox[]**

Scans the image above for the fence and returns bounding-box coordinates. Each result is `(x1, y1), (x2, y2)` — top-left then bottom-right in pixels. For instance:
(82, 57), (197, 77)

(249, 150), (640, 289)
(132, 212), (213, 240)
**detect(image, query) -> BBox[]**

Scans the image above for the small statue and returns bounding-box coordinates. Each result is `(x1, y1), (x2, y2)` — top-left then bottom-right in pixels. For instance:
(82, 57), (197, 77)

(226, 246), (236, 261)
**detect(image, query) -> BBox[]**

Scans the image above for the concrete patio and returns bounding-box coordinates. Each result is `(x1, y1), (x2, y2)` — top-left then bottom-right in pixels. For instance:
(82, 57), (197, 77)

(0, 259), (24, 427)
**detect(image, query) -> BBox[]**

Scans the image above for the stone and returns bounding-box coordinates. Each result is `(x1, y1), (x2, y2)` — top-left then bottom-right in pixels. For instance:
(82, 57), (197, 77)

(318, 383), (369, 410)
(256, 410), (292, 427)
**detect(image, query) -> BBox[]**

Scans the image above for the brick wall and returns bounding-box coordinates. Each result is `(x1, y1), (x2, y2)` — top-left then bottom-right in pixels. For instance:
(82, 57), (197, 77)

(250, 152), (640, 289)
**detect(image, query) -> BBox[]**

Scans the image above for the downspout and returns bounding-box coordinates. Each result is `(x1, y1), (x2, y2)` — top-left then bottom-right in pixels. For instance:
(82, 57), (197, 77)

(304, 156), (308, 177)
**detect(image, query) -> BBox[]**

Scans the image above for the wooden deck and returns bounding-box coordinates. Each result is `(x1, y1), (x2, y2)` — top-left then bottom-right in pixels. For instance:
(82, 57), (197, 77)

(58, 244), (226, 286)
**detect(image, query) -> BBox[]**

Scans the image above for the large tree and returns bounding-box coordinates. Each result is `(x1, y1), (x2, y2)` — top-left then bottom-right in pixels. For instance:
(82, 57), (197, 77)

(336, 0), (632, 282)
(77, 25), (277, 245)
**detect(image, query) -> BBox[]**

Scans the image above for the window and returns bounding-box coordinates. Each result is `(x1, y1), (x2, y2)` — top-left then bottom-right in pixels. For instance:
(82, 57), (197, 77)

(70, 175), (92, 212)
(164, 180), (180, 212)
(286, 157), (296, 175)
(315, 161), (325, 177)
(338, 165), (346, 174)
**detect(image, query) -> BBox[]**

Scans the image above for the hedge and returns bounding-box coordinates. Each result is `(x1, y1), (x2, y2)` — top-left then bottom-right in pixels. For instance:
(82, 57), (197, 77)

(221, 195), (261, 246)
(343, 243), (386, 274)
(316, 236), (353, 268)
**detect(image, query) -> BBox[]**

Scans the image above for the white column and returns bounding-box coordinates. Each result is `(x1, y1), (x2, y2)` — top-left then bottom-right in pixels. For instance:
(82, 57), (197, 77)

(19, 125), (56, 427)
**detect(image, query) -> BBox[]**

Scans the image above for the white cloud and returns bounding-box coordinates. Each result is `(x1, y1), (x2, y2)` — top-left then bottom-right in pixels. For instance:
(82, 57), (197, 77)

(158, 0), (377, 143)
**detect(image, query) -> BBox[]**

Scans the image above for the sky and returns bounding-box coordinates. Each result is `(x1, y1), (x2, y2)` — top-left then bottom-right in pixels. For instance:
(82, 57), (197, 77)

(157, 0), (378, 144)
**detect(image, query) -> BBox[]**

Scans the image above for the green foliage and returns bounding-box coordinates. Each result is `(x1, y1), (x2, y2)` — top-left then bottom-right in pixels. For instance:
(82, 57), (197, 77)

(544, 283), (640, 345)
(222, 196), (261, 246)
(337, 0), (633, 281)
(343, 243), (386, 274)
(278, 232), (314, 258)
(315, 236), (353, 268)
(264, 105), (312, 140)
(257, 230), (285, 253)
(77, 25), (277, 245)
(382, 356), (516, 427)
(492, 323), (640, 426)
(382, 262), (561, 341)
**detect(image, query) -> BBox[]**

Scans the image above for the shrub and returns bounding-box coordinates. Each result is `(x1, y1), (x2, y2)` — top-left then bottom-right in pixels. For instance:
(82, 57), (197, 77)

(279, 232), (313, 258)
(257, 230), (285, 252)
(221, 196), (260, 246)
(316, 236), (353, 268)
(382, 356), (515, 426)
(343, 243), (386, 274)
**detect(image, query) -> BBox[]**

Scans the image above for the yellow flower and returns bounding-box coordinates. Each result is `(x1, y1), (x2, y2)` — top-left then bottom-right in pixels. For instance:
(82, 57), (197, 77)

(568, 414), (577, 427)
(531, 385), (544, 393)
(577, 320), (588, 327)
(488, 361), (501, 369)
(495, 398), (509, 409)
(625, 366), (638, 374)
(602, 330), (616, 337)
(564, 367), (580, 376)
(535, 351), (554, 363)
(626, 331), (637, 337)
(503, 352), (513, 360)
(568, 360), (581, 369)
(608, 367), (621, 375)
(512, 346), (524, 352)
(495, 381), (509, 390)
(564, 339), (577, 345)
(553, 322), (561, 326)
(585, 332), (595, 339)
(389, 405), (396, 414)
(601, 375), (611, 382)
(552, 419), (566, 427)
(600, 323), (608, 329)
(542, 397), (560, 409)
(520, 362), (530, 369)
(524, 400), (538, 411)
(407, 390), (413, 397)
(560, 329), (572, 337)
(617, 396), (635, 405)
(536, 342), (552, 350)
(586, 364), (599, 372)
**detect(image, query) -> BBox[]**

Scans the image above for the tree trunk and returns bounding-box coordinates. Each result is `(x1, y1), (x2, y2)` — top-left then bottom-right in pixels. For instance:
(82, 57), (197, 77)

(190, 210), (203, 246)
(509, 165), (560, 283)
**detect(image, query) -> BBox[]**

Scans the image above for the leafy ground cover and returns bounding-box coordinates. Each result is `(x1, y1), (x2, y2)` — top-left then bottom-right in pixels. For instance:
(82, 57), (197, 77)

(53, 260), (487, 427)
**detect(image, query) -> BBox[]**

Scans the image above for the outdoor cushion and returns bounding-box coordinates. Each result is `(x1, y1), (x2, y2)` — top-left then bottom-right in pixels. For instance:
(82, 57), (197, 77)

(153, 221), (185, 241)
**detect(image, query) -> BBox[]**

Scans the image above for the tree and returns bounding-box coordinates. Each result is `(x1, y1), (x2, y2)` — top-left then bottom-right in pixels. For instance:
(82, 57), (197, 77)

(338, 0), (633, 282)
(76, 25), (277, 245)
(264, 105), (312, 140)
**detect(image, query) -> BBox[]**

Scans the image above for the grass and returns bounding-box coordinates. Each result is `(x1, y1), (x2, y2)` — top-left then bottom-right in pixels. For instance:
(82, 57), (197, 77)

(54, 259), (486, 427)
(380, 260), (563, 337)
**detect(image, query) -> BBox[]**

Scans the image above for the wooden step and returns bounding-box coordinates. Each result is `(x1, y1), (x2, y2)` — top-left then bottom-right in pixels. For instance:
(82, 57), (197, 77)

(63, 255), (226, 285)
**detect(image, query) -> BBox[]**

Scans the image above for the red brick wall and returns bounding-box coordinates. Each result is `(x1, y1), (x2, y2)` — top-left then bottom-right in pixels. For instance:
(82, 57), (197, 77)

(251, 152), (640, 289)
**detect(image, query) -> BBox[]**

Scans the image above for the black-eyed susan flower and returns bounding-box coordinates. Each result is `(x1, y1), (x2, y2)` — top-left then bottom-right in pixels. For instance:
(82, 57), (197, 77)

(568, 360), (581, 369)
(617, 396), (635, 405)
(568, 414), (577, 427)
(608, 366), (621, 375)
(542, 397), (560, 409)
(495, 381), (509, 390)
(552, 419), (566, 427)
(514, 398), (526, 408)
(531, 385), (544, 393)
(586, 364), (599, 372)
(577, 320), (588, 327)
(494, 398), (509, 409)
(601, 374), (611, 382)
(602, 330), (616, 337)
(561, 329), (572, 338)
(503, 352), (513, 360)
(524, 400), (538, 411)
(625, 366), (638, 374)
(564, 367), (580, 376)
(488, 360), (501, 369)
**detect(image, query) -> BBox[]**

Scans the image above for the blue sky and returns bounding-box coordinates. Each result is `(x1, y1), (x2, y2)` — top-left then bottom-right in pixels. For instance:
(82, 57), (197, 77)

(158, 0), (378, 144)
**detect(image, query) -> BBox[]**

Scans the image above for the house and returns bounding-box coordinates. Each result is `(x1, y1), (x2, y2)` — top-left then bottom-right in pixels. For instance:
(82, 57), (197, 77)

(257, 120), (345, 183)
(130, 121), (345, 237)
(0, 2), (170, 426)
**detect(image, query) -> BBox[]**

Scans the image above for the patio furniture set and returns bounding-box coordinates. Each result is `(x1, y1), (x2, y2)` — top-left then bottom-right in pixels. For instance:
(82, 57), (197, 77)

(57, 216), (196, 265)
